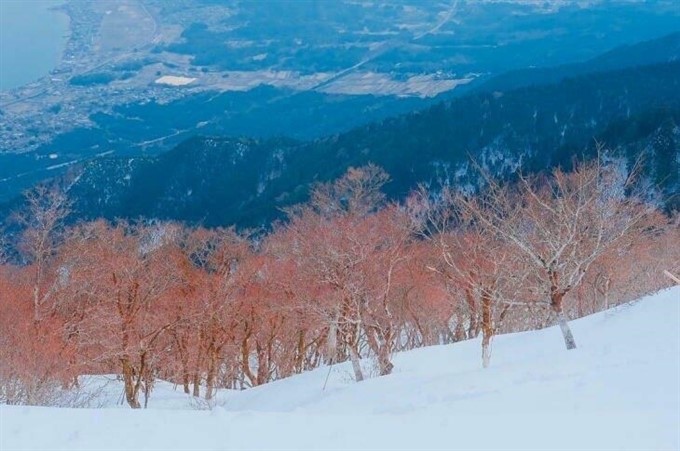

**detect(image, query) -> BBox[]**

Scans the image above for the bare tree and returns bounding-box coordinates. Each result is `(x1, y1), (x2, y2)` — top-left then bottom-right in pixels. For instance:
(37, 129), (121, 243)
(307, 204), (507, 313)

(61, 221), (183, 408)
(308, 163), (390, 218)
(13, 182), (72, 321)
(458, 159), (659, 350)
(408, 187), (530, 367)
(279, 165), (394, 381)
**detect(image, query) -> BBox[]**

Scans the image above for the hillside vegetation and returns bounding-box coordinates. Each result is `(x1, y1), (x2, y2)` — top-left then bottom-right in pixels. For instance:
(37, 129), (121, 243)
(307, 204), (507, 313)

(1, 159), (677, 411)
(2, 287), (678, 450)
(67, 61), (680, 227)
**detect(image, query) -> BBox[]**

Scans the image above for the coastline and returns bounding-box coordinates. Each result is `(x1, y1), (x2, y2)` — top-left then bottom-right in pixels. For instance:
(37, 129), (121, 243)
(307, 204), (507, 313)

(50, 1), (73, 74)
(0, 0), (71, 91)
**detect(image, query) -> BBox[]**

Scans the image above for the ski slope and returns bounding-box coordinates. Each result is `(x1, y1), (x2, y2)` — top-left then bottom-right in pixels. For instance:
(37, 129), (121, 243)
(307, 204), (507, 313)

(2, 287), (679, 450)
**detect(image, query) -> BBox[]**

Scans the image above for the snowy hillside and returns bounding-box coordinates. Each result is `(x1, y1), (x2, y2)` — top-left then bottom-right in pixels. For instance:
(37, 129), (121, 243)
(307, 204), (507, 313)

(2, 287), (678, 451)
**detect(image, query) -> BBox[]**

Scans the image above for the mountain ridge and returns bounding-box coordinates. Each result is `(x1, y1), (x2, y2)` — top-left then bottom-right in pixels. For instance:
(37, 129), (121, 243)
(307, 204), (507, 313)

(61, 60), (680, 228)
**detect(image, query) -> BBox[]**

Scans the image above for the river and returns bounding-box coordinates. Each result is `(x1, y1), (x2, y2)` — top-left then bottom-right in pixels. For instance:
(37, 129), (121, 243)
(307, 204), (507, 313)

(0, 0), (69, 91)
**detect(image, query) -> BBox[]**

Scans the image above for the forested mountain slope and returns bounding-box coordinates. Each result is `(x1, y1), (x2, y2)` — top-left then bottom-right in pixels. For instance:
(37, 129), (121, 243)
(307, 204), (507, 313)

(65, 61), (680, 227)
(477, 31), (680, 92)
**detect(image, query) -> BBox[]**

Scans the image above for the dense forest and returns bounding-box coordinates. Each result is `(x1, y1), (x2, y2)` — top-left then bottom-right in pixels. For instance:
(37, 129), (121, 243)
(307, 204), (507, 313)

(61, 60), (680, 228)
(2, 160), (677, 407)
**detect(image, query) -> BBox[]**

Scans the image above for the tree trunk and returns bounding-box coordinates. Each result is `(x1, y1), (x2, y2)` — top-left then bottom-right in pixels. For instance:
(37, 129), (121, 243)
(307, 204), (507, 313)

(549, 271), (577, 350)
(192, 373), (200, 398)
(453, 319), (466, 342)
(178, 336), (190, 394)
(205, 349), (217, 400)
(481, 292), (493, 368)
(143, 380), (151, 409)
(365, 326), (393, 376)
(555, 310), (577, 350)
(205, 373), (214, 400)
(550, 289), (577, 350)
(481, 338), (491, 369)
(121, 358), (141, 409)
(326, 321), (338, 364)
(241, 333), (257, 387)
(295, 330), (306, 373)
(191, 333), (204, 397)
(256, 341), (269, 386)
(603, 277), (611, 311)
(182, 374), (190, 395)
(347, 345), (364, 382)
(465, 288), (479, 338)
(131, 352), (148, 408)
(376, 346), (394, 376)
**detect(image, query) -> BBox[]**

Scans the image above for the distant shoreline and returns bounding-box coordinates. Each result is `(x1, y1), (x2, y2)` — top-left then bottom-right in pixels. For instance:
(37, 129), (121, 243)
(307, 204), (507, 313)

(0, 0), (71, 91)
(50, 1), (73, 73)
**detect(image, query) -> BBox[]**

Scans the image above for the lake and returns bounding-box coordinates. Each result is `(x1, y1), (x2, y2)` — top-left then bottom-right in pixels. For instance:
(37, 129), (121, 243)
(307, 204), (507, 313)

(0, 0), (69, 91)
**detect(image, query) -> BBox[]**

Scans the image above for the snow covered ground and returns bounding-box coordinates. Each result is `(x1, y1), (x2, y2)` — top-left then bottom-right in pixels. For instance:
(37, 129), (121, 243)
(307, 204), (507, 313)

(2, 287), (679, 450)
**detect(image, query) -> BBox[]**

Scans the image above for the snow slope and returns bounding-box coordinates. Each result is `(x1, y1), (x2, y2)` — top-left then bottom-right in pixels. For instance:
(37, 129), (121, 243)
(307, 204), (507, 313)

(2, 287), (679, 450)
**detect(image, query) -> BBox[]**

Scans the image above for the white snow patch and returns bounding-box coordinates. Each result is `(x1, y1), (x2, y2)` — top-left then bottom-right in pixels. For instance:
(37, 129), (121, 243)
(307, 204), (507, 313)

(2, 287), (678, 450)
(154, 75), (197, 86)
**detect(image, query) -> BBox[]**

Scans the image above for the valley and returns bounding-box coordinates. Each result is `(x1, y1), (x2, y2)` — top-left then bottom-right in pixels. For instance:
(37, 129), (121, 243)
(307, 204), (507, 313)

(63, 60), (680, 228)
(1, 0), (679, 204)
